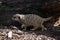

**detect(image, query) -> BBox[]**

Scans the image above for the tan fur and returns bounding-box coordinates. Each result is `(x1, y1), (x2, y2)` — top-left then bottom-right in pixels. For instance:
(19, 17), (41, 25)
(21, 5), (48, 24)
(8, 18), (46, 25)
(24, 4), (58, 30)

(54, 17), (60, 27)
(12, 14), (52, 31)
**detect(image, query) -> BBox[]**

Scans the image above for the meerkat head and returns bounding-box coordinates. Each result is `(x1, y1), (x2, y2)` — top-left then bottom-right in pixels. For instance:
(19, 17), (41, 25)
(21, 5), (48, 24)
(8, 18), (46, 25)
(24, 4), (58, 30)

(12, 14), (24, 22)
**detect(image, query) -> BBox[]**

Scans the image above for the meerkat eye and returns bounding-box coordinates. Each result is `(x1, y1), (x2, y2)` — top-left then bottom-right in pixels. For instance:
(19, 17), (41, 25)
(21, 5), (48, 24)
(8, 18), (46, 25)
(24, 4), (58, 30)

(18, 16), (20, 19)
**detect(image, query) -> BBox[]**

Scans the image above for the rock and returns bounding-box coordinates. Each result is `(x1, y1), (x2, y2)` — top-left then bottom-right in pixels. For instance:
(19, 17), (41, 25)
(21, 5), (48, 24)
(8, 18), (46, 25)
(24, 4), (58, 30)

(7, 31), (13, 39)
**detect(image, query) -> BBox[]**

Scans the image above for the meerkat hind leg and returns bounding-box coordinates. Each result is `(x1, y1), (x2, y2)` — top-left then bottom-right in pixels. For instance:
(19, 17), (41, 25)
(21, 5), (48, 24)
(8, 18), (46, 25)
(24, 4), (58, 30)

(41, 25), (47, 31)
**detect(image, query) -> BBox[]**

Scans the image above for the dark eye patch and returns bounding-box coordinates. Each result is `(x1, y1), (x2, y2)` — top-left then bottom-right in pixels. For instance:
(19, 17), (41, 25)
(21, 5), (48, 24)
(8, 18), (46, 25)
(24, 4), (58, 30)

(18, 16), (20, 19)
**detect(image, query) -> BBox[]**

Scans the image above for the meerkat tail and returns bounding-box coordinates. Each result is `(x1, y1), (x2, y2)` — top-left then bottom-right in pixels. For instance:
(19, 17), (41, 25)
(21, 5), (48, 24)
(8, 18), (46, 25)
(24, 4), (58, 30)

(43, 17), (52, 21)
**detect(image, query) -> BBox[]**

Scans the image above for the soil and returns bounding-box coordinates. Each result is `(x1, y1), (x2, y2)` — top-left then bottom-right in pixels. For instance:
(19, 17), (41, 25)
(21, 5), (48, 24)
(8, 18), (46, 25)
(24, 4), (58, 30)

(0, 26), (59, 40)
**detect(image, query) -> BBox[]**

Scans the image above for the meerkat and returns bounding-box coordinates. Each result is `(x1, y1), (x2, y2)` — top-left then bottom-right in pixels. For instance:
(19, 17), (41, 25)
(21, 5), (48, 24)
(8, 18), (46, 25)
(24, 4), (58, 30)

(12, 14), (52, 31)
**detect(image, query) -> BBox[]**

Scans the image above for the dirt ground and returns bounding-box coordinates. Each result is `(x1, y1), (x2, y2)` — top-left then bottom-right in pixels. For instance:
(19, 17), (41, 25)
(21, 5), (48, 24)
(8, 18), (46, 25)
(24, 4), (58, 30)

(0, 25), (60, 40)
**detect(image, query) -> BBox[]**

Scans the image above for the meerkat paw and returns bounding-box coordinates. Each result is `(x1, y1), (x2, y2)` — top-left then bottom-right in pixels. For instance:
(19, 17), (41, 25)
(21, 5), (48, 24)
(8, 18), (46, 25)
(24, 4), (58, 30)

(21, 24), (25, 28)
(44, 28), (47, 30)
(42, 28), (47, 31)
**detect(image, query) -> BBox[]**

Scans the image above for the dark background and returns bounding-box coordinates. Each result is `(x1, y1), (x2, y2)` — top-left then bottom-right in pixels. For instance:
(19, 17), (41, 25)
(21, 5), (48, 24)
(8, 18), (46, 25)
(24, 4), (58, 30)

(0, 0), (60, 24)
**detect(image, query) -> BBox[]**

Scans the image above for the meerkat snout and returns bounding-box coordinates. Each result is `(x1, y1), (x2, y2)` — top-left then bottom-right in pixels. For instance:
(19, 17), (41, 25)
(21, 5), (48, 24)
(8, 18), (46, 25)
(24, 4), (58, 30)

(12, 16), (20, 22)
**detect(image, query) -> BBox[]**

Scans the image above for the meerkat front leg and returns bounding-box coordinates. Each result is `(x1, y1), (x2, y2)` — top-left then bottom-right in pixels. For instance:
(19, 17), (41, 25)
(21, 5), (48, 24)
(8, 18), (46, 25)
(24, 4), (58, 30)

(21, 24), (25, 28)
(21, 24), (27, 30)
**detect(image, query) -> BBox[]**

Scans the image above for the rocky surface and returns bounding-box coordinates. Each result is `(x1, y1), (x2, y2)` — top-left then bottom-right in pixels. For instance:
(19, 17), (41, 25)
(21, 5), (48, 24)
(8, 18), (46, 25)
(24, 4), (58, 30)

(0, 27), (58, 40)
(0, 24), (60, 40)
